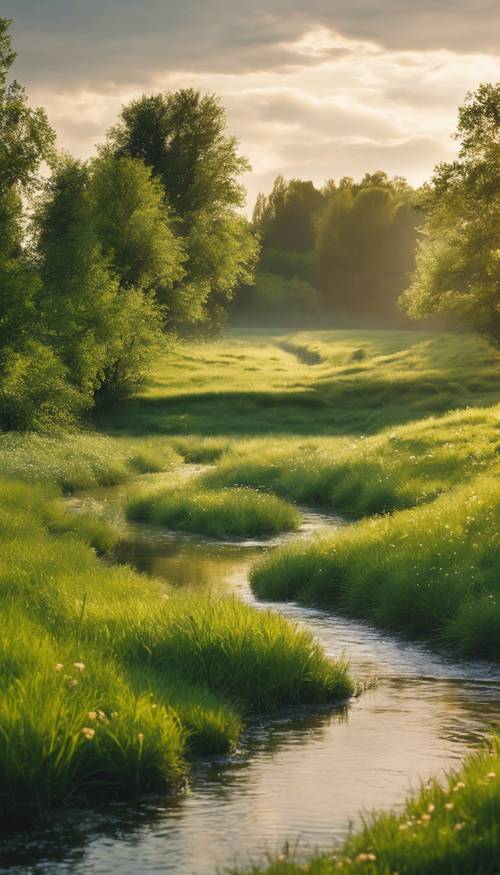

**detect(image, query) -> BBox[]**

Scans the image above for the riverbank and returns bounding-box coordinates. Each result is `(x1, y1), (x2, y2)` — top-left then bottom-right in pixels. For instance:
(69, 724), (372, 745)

(230, 734), (500, 875)
(1, 327), (499, 865)
(0, 433), (353, 828)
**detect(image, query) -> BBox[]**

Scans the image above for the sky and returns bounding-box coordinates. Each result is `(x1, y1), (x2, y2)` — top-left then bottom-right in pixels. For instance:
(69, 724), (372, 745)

(4, 1), (500, 211)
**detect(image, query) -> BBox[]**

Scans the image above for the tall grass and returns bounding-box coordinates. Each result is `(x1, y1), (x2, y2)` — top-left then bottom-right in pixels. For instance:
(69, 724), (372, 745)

(230, 734), (500, 875)
(202, 405), (500, 515)
(0, 431), (182, 492)
(0, 477), (351, 825)
(251, 472), (500, 659)
(127, 483), (301, 538)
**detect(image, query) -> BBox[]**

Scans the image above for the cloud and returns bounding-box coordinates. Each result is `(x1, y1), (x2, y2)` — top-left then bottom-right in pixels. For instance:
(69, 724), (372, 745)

(6, 0), (500, 86)
(4, 3), (500, 211)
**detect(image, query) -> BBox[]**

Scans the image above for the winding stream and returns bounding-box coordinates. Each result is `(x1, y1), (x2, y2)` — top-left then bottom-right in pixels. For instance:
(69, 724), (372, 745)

(3, 472), (500, 874)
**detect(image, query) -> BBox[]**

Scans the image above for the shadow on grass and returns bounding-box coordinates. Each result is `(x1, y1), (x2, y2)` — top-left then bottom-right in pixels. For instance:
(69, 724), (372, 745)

(97, 373), (500, 439)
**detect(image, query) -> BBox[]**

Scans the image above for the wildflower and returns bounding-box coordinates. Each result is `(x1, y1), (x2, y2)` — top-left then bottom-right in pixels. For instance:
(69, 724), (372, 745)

(96, 709), (107, 723)
(486, 772), (496, 780)
(88, 711), (97, 721)
(427, 803), (435, 813)
(355, 853), (376, 862)
(421, 814), (431, 823)
(55, 663), (64, 672)
(137, 732), (144, 742)
(445, 802), (454, 811)
(73, 662), (85, 672)
(454, 822), (465, 831)
(81, 727), (95, 740)
(398, 824), (409, 831)
(68, 678), (78, 688)
(453, 781), (465, 792)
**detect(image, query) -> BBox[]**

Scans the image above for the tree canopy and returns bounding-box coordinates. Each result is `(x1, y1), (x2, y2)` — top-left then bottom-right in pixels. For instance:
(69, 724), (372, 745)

(401, 84), (500, 345)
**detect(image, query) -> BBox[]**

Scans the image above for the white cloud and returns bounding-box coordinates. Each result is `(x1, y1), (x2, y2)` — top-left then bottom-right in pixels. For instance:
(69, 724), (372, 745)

(20, 21), (500, 212)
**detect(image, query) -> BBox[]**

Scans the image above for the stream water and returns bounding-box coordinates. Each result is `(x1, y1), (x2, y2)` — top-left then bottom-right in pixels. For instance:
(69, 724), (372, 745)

(2, 473), (500, 874)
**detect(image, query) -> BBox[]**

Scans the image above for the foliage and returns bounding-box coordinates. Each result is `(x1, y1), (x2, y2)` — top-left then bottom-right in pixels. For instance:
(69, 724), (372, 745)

(245, 172), (420, 324)
(0, 473), (351, 824)
(315, 176), (420, 317)
(90, 153), (185, 295)
(108, 89), (259, 331)
(401, 84), (500, 346)
(127, 482), (300, 538)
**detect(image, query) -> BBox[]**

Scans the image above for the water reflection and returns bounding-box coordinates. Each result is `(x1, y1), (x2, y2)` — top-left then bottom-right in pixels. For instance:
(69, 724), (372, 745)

(3, 480), (500, 874)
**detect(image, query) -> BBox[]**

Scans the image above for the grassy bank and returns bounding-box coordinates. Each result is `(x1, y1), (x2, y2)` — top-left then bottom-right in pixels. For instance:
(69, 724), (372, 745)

(127, 483), (300, 538)
(251, 471), (500, 659)
(0, 431), (182, 492)
(202, 404), (500, 516)
(0, 472), (352, 827)
(231, 734), (500, 875)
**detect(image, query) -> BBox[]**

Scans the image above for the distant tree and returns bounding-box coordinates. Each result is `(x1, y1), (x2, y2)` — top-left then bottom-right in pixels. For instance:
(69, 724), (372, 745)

(107, 89), (258, 329)
(315, 177), (419, 317)
(253, 177), (324, 252)
(401, 83), (500, 346)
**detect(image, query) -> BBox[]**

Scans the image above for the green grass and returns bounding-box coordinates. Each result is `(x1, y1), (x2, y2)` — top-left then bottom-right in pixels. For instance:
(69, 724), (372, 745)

(0, 431), (182, 492)
(3, 325), (500, 835)
(230, 734), (500, 875)
(102, 330), (500, 437)
(202, 404), (500, 515)
(251, 470), (500, 659)
(126, 482), (301, 538)
(0, 476), (352, 826)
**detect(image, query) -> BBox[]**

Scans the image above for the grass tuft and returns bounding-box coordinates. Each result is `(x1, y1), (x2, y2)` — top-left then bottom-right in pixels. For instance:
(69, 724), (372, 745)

(126, 483), (301, 538)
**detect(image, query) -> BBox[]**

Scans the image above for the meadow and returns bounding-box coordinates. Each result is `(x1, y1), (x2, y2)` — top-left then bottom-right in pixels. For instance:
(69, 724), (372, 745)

(0, 432), (352, 826)
(106, 328), (500, 660)
(2, 326), (499, 852)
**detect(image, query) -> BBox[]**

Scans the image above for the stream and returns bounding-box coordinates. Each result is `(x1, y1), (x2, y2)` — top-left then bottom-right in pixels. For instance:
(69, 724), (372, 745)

(2, 472), (500, 874)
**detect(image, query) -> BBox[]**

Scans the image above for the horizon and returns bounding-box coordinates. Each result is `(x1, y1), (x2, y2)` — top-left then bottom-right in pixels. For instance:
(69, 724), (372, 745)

(4, 0), (500, 211)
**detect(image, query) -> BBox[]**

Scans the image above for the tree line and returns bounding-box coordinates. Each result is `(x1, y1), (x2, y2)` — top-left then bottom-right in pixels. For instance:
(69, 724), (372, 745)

(0, 19), (257, 429)
(233, 84), (499, 344)
(232, 171), (420, 325)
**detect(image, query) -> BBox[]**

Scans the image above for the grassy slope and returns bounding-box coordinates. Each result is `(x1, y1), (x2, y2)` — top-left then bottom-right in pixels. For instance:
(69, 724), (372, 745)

(0, 438), (352, 826)
(231, 735), (500, 875)
(112, 329), (497, 661)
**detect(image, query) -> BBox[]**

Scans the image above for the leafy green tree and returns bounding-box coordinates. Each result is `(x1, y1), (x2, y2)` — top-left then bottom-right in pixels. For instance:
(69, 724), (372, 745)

(0, 18), (71, 430)
(401, 84), (500, 345)
(315, 178), (419, 318)
(89, 153), (185, 294)
(108, 89), (258, 330)
(36, 156), (165, 404)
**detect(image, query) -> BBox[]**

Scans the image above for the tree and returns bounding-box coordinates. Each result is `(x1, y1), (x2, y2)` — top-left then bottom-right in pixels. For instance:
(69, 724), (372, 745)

(0, 19), (55, 199)
(35, 156), (166, 404)
(401, 84), (500, 345)
(0, 18), (71, 430)
(90, 153), (185, 296)
(253, 177), (324, 252)
(108, 89), (258, 330)
(315, 177), (419, 318)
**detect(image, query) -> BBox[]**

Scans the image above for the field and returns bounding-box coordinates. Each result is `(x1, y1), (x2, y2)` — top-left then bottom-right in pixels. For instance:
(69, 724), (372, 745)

(106, 329), (500, 660)
(2, 327), (499, 871)
(0, 425), (352, 826)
